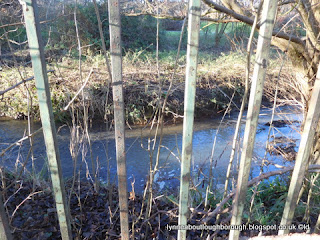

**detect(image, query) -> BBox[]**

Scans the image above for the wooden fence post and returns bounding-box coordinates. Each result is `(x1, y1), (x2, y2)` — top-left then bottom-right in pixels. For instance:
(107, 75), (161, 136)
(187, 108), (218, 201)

(20, 1), (72, 239)
(229, 1), (277, 239)
(107, 0), (129, 239)
(177, 0), (201, 239)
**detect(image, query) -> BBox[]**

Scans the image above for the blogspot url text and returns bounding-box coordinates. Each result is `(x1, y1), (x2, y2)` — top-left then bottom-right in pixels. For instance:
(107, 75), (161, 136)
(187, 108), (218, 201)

(165, 223), (310, 232)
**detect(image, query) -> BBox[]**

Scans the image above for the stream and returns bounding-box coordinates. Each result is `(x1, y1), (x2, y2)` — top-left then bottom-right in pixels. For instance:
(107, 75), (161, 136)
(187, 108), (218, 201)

(0, 106), (303, 193)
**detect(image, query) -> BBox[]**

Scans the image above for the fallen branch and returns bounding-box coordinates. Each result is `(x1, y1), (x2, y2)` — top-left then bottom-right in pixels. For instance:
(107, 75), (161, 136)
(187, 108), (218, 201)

(202, 164), (320, 223)
(0, 70), (55, 96)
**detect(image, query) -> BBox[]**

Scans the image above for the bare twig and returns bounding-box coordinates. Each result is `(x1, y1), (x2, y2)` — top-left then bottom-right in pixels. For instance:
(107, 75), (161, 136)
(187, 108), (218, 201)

(10, 191), (42, 223)
(3, 181), (23, 207)
(0, 70), (55, 96)
(0, 128), (43, 157)
(63, 68), (94, 111)
(0, 15), (71, 29)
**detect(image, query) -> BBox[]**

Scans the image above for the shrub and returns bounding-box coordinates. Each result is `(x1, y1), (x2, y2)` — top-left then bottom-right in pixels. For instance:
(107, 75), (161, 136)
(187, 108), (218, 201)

(1, 1), (161, 54)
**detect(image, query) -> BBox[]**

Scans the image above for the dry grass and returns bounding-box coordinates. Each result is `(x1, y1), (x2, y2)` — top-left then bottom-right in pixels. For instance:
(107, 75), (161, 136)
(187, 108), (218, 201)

(0, 49), (299, 123)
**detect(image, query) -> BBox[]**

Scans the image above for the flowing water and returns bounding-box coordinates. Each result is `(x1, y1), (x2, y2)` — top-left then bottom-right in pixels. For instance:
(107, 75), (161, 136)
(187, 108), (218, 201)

(0, 106), (303, 193)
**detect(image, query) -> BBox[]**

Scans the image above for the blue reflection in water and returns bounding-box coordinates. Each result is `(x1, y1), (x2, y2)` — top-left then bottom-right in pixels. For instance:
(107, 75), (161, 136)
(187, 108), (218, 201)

(0, 106), (303, 193)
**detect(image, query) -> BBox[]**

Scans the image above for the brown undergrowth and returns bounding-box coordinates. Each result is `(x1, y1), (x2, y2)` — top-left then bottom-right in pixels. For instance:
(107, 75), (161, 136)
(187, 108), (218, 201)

(0, 172), (216, 239)
(0, 50), (299, 124)
(1, 170), (319, 240)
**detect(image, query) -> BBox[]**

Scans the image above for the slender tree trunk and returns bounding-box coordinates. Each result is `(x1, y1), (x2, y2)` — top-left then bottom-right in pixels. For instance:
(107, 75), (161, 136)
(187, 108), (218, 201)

(279, 60), (320, 235)
(92, 0), (112, 202)
(229, 1), (277, 239)
(92, 0), (112, 81)
(21, 1), (72, 239)
(215, 22), (227, 46)
(177, 0), (201, 239)
(222, 0), (262, 204)
(0, 194), (12, 240)
(107, 1), (129, 239)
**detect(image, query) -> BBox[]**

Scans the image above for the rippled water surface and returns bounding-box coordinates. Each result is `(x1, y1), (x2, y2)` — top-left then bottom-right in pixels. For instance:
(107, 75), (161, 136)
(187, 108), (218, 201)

(0, 106), (303, 192)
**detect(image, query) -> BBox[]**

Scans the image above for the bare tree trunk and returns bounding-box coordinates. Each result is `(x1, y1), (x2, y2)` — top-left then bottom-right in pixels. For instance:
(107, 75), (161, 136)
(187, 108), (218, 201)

(177, 0), (201, 239)
(107, 0), (129, 239)
(215, 22), (228, 46)
(0, 194), (12, 240)
(279, 60), (320, 235)
(222, 0), (262, 205)
(229, 1), (277, 239)
(20, 1), (72, 239)
(92, 0), (112, 201)
(92, 0), (112, 81)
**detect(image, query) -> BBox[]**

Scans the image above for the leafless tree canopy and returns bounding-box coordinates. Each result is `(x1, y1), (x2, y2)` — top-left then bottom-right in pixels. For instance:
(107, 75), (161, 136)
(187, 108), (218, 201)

(121, 0), (319, 103)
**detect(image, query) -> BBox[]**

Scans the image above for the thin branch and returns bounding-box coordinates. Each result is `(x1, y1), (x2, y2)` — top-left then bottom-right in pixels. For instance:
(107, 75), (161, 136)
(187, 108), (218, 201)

(63, 68), (94, 111)
(0, 70), (55, 96)
(202, 0), (305, 46)
(0, 14), (71, 29)
(9, 191), (43, 223)
(279, 0), (296, 5)
(0, 128), (43, 157)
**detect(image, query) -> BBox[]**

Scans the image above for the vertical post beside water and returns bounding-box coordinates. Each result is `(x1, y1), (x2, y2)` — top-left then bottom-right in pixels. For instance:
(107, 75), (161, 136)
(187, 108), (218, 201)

(279, 62), (320, 235)
(20, 1), (72, 239)
(0, 194), (13, 240)
(229, 1), (277, 240)
(178, 0), (201, 239)
(107, 0), (129, 239)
